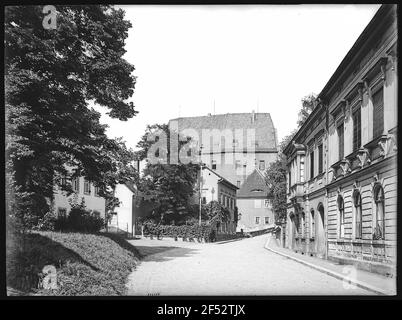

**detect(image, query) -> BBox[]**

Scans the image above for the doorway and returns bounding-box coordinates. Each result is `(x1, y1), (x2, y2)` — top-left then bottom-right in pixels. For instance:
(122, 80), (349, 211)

(316, 204), (326, 257)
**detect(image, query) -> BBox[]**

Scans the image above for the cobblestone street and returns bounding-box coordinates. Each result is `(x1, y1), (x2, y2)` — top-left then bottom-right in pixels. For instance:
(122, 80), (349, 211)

(126, 235), (373, 296)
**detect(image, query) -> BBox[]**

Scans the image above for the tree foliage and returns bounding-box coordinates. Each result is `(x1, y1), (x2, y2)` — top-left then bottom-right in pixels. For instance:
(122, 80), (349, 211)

(203, 201), (231, 223)
(297, 93), (317, 128)
(5, 5), (138, 229)
(135, 124), (199, 223)
(265, 131), (296, 224)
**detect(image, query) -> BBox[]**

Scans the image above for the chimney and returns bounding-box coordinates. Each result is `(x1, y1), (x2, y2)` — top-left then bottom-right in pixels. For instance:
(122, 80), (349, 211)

(251, 110), (256, 123)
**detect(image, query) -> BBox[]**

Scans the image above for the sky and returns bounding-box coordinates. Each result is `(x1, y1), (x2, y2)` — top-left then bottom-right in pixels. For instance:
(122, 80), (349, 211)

(93, 4), (381, 151)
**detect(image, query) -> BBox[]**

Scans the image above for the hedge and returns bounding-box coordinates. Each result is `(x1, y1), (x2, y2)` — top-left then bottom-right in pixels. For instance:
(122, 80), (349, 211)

(143, 222), (215, 242)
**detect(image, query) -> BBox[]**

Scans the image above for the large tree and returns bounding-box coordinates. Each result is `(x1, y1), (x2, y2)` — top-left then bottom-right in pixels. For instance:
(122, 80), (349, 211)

(135, 124), (199, 224)
(5, 5), (138, 229)
(264, 130), (297, 224)
(297, 93), (317, 128)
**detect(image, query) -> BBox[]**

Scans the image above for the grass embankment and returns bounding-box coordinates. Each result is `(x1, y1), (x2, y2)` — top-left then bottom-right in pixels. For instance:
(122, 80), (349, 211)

(6, 231), (141, 296)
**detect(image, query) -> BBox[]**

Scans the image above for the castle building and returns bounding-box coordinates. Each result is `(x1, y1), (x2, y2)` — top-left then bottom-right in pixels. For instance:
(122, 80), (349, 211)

(168, 112), (278, 187)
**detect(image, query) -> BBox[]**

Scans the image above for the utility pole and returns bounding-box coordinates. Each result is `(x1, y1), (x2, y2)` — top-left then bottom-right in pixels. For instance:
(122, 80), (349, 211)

(199, 144), (203, 226)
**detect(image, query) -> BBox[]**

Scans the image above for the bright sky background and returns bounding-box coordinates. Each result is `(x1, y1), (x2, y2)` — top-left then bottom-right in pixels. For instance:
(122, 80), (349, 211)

(93, 4), (381, 151)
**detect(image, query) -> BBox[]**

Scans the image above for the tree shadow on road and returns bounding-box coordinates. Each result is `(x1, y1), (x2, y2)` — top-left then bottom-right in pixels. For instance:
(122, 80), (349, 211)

(135, 246), (199, 262)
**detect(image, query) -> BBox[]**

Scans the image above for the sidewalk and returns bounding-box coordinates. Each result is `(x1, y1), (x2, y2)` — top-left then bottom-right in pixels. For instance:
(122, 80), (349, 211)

(264, 235), (396, 296)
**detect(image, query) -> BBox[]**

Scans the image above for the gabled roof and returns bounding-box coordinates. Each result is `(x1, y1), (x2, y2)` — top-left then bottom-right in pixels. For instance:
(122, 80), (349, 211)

(237, 169), (270, 199)
(169, 113), (278, 151)
(202, 165), (238, 190)
(124, 181), (137, 194)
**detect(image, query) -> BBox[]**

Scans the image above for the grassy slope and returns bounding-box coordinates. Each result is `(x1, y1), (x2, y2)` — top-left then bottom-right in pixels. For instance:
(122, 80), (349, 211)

(6, 231), (141, 296)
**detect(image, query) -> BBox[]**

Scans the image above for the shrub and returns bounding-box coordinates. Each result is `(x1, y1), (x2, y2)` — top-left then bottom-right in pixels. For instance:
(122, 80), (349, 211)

(54, 205), (104, 233)
(35, 211), (57, 231)
(143, 222), (214, 242)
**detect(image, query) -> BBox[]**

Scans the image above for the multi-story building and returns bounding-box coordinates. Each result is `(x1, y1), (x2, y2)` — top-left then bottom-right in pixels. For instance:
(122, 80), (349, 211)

(195, 165), (239, 234)
(283, 4), (397, 276)
(168, 112), (278, 187)
(53, 175), (106, 218)
(236, 168), (275, 233)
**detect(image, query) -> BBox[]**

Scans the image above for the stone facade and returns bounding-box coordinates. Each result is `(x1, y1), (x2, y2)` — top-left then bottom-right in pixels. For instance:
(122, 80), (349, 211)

(283, 4), (397, 276)
(169, 112), (278, 187)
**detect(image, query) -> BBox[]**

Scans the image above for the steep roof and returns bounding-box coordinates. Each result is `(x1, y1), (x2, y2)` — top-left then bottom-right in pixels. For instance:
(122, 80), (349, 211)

(202, 165), (238, 190)
(124, 181), (137, 194)
(237, 169), (270, 199)
(169, 113), (278, 151)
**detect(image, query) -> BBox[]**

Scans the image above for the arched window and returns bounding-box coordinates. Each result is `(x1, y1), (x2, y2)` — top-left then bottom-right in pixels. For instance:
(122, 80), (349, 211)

(373, 185), (385, 240)
(338, 195), (345, 238)
(310, 209), (315, 239)
(353, 191), (362, 239)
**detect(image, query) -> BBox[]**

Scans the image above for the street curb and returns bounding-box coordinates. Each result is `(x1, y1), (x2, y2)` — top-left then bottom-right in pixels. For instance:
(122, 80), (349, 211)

(264, 237), (393, 296)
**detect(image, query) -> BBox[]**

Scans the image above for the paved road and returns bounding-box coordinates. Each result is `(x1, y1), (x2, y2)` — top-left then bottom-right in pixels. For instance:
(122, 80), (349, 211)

(126, 234), (373, 296)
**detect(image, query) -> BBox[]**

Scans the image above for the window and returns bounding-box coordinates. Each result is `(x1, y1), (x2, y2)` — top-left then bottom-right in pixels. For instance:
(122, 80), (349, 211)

(264, 217), (269, 224)
(255, 217), (260, 224)
(259, 160), (265, 171)
(187, 149), (192, 157)
(72, 177), (80, 193)
(373, 88), (384, 138)
(337, 123), (344, 160)
(94, 185), (101, 197)
(300, 156), (305, 183)
(288, 171), (292, 189)
(310, 210), (315, 239)
(84, 179), (91, 195)
(301, 213), (305, 238)
(237, 181), (241, 188)
(353, 108), (362, 151)
(318, 144), (323, 174)
(310, 150), (314, 179)
(58, 207), (67, 217)
(211, 160), (217, 170)
(373, 185), (385, 240)
(338, 196), (345, 238)
(354, 191), (362, 239)
(264, 199), (271, 208)
(202, 197), (207, 204)
(254, 199), (262, 209)
(61, 175), (67, 186)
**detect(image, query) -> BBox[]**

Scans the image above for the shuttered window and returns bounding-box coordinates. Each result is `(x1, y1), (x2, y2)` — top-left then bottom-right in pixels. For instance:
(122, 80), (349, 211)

(353, 108), (361, 151)
(374, 185), (385, 240)
(337, 124), (344, 160)
(373, 88), (384, 138)
(354, 191), (362, 239)
(310, 151), (314, 179)
(318, 144), (323, 174)
(338, 196), (345, 238)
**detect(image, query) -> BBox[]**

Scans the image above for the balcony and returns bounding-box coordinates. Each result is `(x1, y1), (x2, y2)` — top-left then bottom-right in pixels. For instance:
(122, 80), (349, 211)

(288, 183), (305, 202)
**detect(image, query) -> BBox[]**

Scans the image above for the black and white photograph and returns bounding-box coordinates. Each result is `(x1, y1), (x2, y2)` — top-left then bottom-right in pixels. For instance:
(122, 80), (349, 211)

(4, 3), (398, 300)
